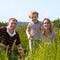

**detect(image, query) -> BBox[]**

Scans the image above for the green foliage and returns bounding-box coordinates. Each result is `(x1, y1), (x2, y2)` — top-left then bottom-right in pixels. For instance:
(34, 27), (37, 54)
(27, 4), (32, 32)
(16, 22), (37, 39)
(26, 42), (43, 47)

(0, 22), (7, 27)
(0, 48), (8, 60)
(26, 28), (60, 60)
(0, 24), (60, 60)
(53, 18), (60, 28)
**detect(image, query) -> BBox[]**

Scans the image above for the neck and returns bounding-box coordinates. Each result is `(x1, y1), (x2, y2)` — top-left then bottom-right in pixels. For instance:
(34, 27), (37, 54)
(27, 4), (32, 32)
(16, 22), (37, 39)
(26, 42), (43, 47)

(9, 28), (14, 34)
(44, 30), (50, 36)
(7, 26), (14, 34)
(34, 20), (38, 24)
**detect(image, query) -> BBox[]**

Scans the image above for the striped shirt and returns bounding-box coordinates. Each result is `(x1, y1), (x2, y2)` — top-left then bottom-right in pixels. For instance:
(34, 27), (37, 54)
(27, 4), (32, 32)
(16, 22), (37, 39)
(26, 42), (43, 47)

(0, 26), (21, 47)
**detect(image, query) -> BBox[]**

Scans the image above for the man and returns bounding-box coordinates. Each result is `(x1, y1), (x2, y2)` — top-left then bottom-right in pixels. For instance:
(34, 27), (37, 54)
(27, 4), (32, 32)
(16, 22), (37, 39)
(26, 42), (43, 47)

(0, 18), (24, 60)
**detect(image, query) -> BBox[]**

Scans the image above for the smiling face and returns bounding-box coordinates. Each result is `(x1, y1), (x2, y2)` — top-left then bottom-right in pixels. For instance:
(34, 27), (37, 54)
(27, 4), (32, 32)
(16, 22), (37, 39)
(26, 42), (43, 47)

(29, 11), (39, 23)
(8, 18), (17, 30)
(42, 19), (51, 30)
(31, 14), (38, 23)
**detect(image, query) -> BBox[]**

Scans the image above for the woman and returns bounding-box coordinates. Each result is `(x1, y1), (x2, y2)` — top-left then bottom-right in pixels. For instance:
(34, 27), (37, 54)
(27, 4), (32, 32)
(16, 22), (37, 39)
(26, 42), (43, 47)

(41, 18), (56, 41)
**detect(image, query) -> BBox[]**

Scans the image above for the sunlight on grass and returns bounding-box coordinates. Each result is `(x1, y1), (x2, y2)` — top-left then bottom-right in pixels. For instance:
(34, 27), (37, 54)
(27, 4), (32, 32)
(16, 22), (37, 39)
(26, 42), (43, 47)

(0, 25), (60, 60)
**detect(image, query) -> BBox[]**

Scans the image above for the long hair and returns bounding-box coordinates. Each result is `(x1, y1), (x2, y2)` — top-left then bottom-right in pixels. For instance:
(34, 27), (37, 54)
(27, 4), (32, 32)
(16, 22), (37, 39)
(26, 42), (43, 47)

(41, 18), (52, 35)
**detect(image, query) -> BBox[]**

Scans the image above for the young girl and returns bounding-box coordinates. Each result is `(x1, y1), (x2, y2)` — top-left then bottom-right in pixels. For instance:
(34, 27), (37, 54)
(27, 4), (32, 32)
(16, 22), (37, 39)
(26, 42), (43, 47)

(26, 11), (42, 51)
(41, 18), (56, 41)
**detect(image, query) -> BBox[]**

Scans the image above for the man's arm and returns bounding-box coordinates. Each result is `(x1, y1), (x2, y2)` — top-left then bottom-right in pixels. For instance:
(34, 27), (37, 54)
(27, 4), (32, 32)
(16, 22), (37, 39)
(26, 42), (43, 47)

(16, 33), (25, 58)
(0, 27), (4, 42)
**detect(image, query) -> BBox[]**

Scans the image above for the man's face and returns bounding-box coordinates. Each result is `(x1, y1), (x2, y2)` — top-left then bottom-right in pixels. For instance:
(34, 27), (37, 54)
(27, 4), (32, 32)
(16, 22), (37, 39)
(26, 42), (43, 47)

(8, 20), (17, 30)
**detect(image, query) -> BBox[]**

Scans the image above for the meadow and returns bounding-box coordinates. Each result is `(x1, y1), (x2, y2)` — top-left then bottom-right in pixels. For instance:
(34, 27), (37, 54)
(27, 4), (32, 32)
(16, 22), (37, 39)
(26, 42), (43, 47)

(0, 24), (60, 60)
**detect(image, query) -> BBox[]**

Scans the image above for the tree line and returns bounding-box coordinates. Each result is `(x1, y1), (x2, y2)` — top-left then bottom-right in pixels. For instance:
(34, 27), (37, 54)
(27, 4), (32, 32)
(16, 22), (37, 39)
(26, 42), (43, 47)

(0, 18), (60, 28)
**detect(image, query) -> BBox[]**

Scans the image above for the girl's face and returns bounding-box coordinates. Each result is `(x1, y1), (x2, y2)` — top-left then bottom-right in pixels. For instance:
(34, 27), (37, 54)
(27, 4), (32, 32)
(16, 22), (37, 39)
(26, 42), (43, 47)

(43, 20), (51, 30)
(31, 14), (38, 23)
(8, 20), (17, 30)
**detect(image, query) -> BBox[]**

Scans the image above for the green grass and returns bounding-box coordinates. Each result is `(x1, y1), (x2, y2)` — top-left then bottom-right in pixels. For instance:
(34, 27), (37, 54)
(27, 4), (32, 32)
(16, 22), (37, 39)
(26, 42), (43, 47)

(0, 25), (60, 60)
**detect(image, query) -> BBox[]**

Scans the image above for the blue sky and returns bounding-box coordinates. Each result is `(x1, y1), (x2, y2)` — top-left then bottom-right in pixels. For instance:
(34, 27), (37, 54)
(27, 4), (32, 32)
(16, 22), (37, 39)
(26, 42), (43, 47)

(0, 0), (60, 22)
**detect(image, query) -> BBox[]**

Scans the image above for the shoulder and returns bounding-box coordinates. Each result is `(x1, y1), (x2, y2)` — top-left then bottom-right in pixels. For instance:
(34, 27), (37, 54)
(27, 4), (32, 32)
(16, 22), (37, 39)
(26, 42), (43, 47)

(38, 21), (42, 25)
(16, 31), (19, 35)
(0, 26), (6, 31)
(37, 21), (42, 27)
(15, 31), (20, 37)
(0, 26), (6, 29)
(38, 21), (42, 23)
(51, 31), (56, 40)
(27, 22), (33, 28)
(52, 31), (56, 36)
(28, 22), (33, 25)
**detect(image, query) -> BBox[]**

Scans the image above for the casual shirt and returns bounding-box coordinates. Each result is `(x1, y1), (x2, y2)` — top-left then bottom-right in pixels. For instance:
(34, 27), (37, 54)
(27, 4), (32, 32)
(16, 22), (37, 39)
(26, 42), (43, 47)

(26, 21), (42, 40)
(0, 26), (21, 47)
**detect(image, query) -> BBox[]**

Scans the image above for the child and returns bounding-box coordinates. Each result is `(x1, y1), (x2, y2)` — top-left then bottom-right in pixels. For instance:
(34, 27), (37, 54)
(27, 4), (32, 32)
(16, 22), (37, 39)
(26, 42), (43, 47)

(41, 18), (56, 41)
(0, 18), (24, 59)
(26, 11), (42, 51)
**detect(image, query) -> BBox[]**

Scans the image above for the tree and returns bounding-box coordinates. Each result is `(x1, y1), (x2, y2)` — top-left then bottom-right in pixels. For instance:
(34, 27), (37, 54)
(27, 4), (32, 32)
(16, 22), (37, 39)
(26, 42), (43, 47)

(53, 18), (60, 28)
(0, 22), (7, 27)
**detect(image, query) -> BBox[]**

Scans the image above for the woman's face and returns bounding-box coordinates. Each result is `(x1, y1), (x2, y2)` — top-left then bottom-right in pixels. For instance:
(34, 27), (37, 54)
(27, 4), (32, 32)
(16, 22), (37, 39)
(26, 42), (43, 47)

(43, 20), (51, 30)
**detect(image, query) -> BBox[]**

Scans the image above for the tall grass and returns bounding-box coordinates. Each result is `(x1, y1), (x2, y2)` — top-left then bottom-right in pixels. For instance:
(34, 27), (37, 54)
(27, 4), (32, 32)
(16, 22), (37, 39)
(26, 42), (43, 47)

(0, 25), (60, 60)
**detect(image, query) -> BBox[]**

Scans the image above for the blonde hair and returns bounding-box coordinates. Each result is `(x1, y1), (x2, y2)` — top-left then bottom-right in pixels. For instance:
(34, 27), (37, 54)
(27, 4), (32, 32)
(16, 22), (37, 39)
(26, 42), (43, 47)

(28, 11), (39, 18)
(9, 18), (18, 22)
(41, 18), (52, 35)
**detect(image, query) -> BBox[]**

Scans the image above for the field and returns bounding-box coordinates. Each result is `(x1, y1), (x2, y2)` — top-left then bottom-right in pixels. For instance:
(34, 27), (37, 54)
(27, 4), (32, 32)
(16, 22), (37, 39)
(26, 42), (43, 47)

(0, 24), (60, 60)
